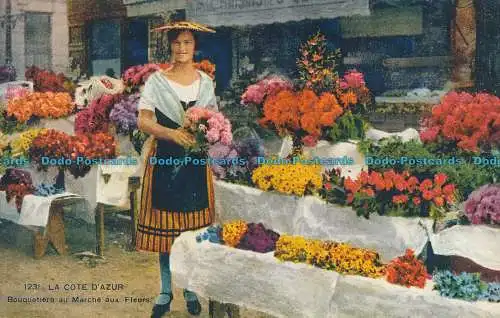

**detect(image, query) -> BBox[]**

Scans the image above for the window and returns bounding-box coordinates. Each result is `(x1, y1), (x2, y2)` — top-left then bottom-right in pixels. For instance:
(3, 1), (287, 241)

(25, 12), (52, 69)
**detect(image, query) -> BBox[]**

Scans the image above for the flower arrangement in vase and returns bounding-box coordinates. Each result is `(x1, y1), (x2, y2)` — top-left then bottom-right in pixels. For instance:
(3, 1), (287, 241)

(241, 31), (372, 149)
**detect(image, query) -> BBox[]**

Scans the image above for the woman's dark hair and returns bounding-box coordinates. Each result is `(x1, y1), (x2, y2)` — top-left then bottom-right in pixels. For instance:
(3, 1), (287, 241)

(167, 29), (199, 50)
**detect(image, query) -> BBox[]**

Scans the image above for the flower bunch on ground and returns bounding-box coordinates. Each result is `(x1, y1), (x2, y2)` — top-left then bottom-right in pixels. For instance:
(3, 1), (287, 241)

(464, 184), (500, 225)
(274, 235), (385, 278)
(386, 249), (428, 288)
(251, 158), (322, 196)
(420, 92), (500, 153)
(7, 92), (74, 123)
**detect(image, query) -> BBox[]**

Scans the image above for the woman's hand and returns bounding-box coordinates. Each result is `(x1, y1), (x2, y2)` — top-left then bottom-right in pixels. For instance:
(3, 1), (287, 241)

(168, 129), (196, 148)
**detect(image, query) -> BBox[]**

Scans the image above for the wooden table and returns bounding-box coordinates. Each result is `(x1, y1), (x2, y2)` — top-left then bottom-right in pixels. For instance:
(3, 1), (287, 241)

(94, 176), (141, 256)
(32, 196), (86, 259)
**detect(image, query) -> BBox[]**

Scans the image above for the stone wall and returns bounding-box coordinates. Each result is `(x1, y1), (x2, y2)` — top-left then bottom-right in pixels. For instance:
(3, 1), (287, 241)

(0, 0), (69, 78)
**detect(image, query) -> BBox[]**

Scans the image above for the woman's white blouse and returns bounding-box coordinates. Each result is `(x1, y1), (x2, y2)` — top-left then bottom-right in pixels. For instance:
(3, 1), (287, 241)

(166, 78), (200, 103)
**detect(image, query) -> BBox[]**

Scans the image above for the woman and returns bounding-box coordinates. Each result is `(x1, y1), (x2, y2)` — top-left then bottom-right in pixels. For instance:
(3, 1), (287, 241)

(135, 21), (217, 318)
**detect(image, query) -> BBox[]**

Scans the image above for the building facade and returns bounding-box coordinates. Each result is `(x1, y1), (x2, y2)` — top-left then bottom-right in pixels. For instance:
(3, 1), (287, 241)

(0, 0), (69, 80)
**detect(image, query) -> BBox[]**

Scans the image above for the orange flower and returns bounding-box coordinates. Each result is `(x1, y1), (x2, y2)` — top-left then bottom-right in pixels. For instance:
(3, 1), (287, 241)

(433, 196), (444, 207)
(340, 91), (357, 107)
(422, 190), (433, 201)
(392, 194), (408, 204)
(344, 177), (361, 194)
(434, 173), (448, 186)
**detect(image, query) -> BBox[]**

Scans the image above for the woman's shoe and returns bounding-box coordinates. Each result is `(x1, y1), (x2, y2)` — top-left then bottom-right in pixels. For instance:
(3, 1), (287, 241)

(186, 299), (202, 316)
(151, 293), (173, 318)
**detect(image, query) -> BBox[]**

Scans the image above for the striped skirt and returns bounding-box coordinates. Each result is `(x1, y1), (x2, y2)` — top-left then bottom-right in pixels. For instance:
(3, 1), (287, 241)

(135, 140), (215, 254)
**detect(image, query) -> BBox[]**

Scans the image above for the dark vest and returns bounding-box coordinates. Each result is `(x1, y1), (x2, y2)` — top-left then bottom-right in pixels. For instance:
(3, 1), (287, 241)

(151, 101), (209, 211)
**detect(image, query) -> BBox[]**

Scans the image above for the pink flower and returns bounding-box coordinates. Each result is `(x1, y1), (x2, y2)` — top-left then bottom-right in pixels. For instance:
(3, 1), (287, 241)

(206, 129), (220, 143)
(241, 84), (266, 105)
(220, 131), (232, 145)
(302, 135), (318, 147)
(340, 70), (366, 89)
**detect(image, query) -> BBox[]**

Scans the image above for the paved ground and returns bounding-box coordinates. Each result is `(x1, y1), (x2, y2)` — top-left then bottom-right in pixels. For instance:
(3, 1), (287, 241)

(0, 212), (272, 318)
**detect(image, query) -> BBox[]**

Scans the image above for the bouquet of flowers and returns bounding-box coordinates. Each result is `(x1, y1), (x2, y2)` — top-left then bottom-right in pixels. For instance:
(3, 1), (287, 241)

(241, 75), (293, 106)
(29, 129), (71, 171)
(464, 184), (500, 225)
(65, 132), (116, 178)
(386, 249), (428, 288)
(10, 128), (47, 158)
(7, 92), (74, 123)
(420, 92), (500, 153)
(75, 94), (122, 134)
(122, 64), (160, 92)
(0, 168), (34, 213)
(183, 106), (233, 155)
(296, 31), (341, 94)
(259, 89), (344, 146)
(194, 60), (216, 80)
(109, 93), (139, 134)
(25, 66), (69, 93)
(5, 86), (30, 101)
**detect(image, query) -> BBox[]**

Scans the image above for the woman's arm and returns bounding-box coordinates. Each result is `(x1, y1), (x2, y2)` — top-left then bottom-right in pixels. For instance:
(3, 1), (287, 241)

(137, 109), (195, 148)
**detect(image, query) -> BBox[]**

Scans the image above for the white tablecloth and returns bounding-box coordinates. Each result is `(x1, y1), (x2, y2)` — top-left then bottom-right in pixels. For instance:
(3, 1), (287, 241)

(171, 231), (500, 318)
(0, 191), (83, 227)
(427, 224), (500, 271)
(214, 181), (431, 262)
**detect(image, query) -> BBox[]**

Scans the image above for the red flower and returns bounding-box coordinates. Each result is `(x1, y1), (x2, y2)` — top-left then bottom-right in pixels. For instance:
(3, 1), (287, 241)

(419, 179), (433, 192)
(412, 197), (421, 205)
(433, 196), (445, 207)
(434, 173), (448, 186)
(443, 184), (456, 196)
(324, 183), (332, 190)
(422, 190), (434, 201)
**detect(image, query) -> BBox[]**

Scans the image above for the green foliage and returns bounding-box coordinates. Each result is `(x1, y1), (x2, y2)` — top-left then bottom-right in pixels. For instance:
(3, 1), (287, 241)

(327, 111), (367, 142)
(0, 112), (28, 134)
(434, 164), (493, 201)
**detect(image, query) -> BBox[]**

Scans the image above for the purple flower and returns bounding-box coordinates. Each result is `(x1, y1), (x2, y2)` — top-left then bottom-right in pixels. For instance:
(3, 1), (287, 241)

(109, 93), (139, 134)
(464, 184), (500, 225)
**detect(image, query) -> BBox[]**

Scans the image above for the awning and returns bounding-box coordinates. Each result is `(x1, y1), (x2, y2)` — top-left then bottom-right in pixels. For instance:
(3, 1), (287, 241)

(186, 0), (370, 27)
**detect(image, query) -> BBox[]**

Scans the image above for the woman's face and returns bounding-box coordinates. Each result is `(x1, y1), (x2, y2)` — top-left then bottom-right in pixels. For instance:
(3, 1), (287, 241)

(171, 31), (195, 64)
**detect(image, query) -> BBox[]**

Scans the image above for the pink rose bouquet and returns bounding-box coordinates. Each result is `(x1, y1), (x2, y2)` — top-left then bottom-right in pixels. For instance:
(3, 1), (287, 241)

(184, 106), (233, 155)
(241, 75), (293, 105)
(122, 64), (160, 92)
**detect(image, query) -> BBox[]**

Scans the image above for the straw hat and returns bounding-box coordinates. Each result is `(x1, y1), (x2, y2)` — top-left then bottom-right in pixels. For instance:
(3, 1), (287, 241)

(152, 20), (216, 33)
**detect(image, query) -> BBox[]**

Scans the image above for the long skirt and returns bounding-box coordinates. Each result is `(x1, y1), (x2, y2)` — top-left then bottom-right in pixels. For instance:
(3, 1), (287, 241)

(135, 139), (215, 254)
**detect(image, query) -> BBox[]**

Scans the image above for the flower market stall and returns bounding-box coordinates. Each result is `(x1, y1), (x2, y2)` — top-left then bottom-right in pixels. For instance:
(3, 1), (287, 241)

(0, 62), (216, 256)
(166, 31), (500, 316)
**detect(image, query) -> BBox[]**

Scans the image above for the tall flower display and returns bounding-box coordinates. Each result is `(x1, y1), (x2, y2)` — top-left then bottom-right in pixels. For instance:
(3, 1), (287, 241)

(242, 31), (371, 148)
